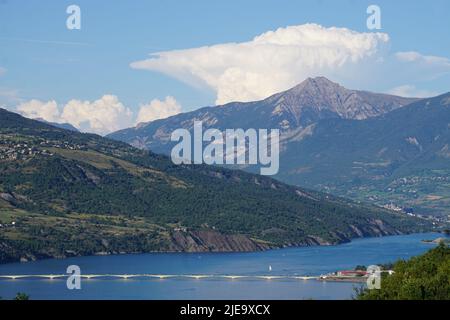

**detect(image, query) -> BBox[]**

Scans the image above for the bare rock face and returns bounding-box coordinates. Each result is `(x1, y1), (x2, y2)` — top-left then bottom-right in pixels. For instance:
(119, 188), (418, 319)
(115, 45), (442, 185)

(266, 77), (417, 124)
(108, 77), (418, 154)
(0, 193), (15, 203)
(169, 230), (270, 252)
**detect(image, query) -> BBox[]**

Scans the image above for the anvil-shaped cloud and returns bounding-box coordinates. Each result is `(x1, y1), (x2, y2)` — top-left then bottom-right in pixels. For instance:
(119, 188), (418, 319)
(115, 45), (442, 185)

(131, 23), (449, 105)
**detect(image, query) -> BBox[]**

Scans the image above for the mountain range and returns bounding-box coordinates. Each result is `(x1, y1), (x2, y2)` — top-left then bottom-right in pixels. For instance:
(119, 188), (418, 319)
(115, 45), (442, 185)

(0, 108), (429, 263)
(108, 78), (450, 215)
(273, 92), (450, 215)
(110, 77), (417, 150)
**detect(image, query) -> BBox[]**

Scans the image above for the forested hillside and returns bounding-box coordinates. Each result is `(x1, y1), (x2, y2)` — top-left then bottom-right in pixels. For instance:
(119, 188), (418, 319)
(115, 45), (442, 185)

(0, 108), (431, 263)
(356, 243), (450, 300)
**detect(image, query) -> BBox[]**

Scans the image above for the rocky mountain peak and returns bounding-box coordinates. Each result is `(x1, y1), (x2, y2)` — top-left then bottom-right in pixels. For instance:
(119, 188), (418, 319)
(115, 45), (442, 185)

(107, 79), (420, 150)
(288, 76), (342, 94)
(268, 76), (418, 122)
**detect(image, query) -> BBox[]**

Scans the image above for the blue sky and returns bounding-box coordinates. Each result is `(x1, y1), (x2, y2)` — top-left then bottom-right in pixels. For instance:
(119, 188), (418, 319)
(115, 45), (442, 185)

(0, 0), (449, 134)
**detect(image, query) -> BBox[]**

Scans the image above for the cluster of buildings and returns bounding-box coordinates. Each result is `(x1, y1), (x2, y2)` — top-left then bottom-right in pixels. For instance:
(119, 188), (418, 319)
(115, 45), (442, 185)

(38, 140), (85, 151)
(0, 138), (85, 161)
(381, 203), (405, 212)
(380, 203), (450, 225)
(320, 270), (368, 280)
(320, 269), (395, 282)
(0, 142), (45, 160)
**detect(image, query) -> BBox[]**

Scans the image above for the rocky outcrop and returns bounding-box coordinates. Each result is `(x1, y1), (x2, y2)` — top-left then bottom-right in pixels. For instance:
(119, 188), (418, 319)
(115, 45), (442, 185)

(0, 241), (54, 264)
(107, 77), (418, 153)
(0, 193), (15, 204)
(0, 224), (415, 265)
(266, 77), (417, 122)
(169, 230), (270, 252)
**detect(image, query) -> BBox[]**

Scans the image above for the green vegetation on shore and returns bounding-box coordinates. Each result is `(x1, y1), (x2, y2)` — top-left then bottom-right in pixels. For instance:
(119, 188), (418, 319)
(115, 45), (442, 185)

(0, 108), (433, 263)
(356, 243), (450, 300)
(0, 293), (29, 300)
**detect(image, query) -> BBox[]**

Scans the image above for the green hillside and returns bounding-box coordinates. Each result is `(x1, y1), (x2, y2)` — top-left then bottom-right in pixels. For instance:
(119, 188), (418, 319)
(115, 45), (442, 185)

(356, 243), (450, 300)
(275, 93), (450, 215)
(0, 108), (431, 263)
(108, 79), (450, 216)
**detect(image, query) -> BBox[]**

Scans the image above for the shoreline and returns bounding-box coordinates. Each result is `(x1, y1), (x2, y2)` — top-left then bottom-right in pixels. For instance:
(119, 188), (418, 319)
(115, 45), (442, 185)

(0, 232), (441, 267)
(0, 232), (441, 300)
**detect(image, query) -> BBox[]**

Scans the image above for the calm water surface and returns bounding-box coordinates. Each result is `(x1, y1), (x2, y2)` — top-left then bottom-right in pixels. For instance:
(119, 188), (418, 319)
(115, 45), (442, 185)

(0, 233), (441, 300)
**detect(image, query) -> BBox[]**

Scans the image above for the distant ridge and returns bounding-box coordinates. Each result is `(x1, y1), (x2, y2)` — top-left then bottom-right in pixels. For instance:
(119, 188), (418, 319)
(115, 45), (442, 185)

(106, 80), (450, 215)
(0, 107), (429, 263)
(36, 118), (79, 132)
(108, 77), (418, 151)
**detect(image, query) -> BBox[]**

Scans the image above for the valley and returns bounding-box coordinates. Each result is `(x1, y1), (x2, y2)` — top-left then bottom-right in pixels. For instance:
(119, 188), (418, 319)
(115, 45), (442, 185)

(0, 108), (431, 263)
(108, 78), (450, 217)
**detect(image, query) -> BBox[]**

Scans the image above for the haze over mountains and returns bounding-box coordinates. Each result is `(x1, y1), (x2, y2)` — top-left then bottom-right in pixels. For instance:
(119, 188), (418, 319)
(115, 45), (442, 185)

(36, 118), (79, 132)
(108, 78), (450, 215)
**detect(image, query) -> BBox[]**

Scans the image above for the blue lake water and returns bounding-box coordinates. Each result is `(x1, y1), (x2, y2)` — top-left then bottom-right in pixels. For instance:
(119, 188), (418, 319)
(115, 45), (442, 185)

(0, 233), (441, 300)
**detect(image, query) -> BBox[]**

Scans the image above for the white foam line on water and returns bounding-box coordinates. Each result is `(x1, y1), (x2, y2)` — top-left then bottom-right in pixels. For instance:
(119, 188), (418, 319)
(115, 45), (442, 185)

(0, 274), (319, 281)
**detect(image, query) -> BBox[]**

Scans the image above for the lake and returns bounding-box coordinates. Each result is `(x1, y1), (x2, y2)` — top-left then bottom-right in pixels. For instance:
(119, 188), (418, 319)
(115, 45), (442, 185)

(0, 233), (441, 300)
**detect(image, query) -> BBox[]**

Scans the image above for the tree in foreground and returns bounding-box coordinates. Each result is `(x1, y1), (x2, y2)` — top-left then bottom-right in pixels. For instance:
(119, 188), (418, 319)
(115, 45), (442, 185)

(356, 243), (449, 300)
(14, 293), (30, 300)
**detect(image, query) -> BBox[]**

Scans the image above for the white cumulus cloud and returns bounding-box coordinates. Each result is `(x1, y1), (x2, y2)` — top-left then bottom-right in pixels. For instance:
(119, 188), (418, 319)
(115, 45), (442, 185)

(136, 96), (182, 124)
(131, 23), (390, 104)
(131, 23), (450, 104)
(16, 95), (134, 135)
(15, 95), (183, 135)
(17, 99), (61, 122)
(61, 95), (133, 135)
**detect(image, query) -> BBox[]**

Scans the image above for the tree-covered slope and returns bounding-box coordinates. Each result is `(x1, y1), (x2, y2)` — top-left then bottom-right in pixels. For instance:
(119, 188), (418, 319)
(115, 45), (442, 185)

(356, 243), (450, 300)
(0, 108), (431, 263)
(273, 92), (450, 215)
(107, 80), (449, 215)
